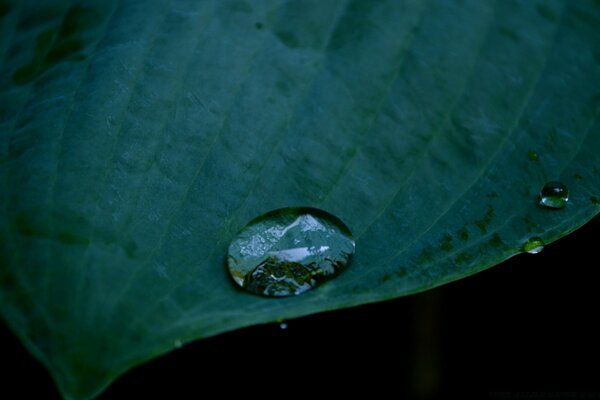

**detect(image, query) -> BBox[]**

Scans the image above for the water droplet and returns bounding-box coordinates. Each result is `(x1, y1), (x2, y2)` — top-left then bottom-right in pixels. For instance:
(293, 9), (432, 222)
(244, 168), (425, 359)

(279, 322), (288, 330)
(539, 181), (569, 209)
(174, 339), (183, 348)
(227, 207), (355, 297)
(528, 151), (539, 161)
(523, 237), (544, 254)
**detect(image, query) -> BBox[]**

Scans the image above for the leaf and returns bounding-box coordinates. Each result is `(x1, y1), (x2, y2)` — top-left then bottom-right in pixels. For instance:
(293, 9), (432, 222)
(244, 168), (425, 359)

(1, 0), (599, 398)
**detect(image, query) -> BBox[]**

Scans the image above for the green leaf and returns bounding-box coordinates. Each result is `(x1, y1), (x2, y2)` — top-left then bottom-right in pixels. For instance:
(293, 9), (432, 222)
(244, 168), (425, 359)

(1, 0), (600, 398)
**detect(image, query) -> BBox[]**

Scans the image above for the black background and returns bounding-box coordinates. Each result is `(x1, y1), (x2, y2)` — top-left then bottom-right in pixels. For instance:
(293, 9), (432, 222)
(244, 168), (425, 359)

(2, 217), (599, 399)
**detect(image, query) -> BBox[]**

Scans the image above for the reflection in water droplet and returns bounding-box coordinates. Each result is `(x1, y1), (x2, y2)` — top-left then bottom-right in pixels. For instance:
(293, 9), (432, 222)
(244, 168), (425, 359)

(523, 237), (544, 254)
(227, 207), (355, 297)
(539, 181), (569, 209)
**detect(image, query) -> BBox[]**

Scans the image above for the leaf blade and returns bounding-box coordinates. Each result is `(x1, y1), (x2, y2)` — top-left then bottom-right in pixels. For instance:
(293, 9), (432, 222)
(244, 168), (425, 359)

(1, 0), (600, 398)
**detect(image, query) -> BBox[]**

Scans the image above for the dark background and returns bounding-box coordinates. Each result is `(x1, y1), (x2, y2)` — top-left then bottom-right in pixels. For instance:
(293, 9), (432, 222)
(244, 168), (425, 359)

(2, 217), (599, 399)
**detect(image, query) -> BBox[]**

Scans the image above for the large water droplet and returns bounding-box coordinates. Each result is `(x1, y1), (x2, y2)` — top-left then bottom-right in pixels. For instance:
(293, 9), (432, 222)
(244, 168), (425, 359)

(523, 237), (544, 254)
(539, 181), (569, 209)
(227, 207), (355, 297)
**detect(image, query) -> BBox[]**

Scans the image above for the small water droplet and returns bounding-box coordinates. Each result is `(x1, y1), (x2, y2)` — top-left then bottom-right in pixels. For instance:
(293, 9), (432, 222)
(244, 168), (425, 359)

(227, 207), (355, 297)
(528, 151), (539, 161)
(523, 237), (544, 254)
(539, 181), (569, 209)
(174, 339), (183, 348)
(279, 322), (288, 330)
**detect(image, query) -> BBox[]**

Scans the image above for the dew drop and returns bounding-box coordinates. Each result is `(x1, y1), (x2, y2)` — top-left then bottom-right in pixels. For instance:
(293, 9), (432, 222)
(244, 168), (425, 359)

(523, 237), (544, 254)
(539, 181), (569, 209)
(227, 207), (355, 297)
(279, 322), (288, 330)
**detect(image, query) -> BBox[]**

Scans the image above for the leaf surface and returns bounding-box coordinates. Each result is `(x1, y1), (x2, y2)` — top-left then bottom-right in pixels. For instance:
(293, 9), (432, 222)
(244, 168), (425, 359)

(1, 0), (600, 398)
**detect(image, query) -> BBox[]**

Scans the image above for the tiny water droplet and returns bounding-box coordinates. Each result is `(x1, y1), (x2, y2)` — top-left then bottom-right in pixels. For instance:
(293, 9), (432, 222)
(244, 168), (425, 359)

(528, 151), (539, 161)
(227, 207), (355, 297)
(279, 322), (288, 330)
(539, 181), (569, 209)
(174, 339), (183, 348)
(523, 237), (544, 254)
